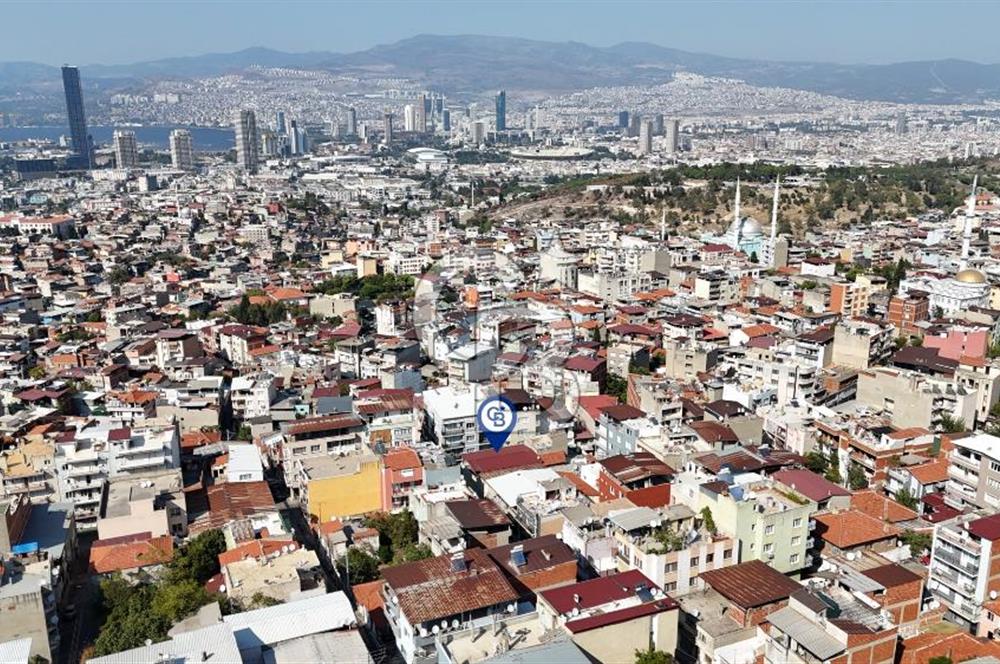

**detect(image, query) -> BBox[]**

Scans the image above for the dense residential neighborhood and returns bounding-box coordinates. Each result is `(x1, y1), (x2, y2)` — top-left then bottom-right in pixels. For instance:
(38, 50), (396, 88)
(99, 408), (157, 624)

(6, 21), (1000, 664)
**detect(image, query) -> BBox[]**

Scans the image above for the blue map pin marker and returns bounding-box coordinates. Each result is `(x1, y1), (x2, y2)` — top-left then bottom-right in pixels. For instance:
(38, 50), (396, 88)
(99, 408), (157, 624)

(477, 395), (517, 452)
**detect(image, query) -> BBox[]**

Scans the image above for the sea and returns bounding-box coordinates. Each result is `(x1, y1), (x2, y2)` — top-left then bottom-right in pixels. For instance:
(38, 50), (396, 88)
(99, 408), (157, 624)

(0, 125), (234, 152)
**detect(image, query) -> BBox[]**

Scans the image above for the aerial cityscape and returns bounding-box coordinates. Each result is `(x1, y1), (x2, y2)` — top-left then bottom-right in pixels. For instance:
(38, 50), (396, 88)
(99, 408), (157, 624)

(6, 2), (1000, 664)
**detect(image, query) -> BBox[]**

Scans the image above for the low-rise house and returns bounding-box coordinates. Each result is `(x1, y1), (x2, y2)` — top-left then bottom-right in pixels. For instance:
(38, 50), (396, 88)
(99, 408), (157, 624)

(537, 569), (679, 663)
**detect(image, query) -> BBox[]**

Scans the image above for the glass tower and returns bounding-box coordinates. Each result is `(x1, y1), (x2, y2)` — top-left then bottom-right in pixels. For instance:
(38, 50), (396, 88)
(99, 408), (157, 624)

(61, 66), (92, 169)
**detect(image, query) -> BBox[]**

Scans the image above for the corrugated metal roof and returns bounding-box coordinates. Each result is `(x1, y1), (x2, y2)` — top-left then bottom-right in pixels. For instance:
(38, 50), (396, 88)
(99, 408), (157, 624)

(223, 591), (355, 651)
(766, 606), (844, 660)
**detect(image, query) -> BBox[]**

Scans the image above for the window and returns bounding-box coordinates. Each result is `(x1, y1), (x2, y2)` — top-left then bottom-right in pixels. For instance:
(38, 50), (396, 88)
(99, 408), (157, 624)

(992, 461), (1000, 473)
(793, 518), (803, 528)
(665, 562), (677, 573)
(765, 524), (775, 535)
(750, 543), (756, 551)
(664, 582), (677, 592)
(706, 553), (714, 563)
(792, 536), (801, 546)
(690, 556), (700, 566)
(310, 444), (321, 453)
(790, 553), (800, 564)
(764, 543), (774, 554)
(723, 549), (732, 559)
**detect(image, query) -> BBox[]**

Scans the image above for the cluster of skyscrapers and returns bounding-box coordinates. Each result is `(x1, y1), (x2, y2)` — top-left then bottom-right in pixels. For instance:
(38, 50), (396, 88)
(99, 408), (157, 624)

(620, 109), (680, 155)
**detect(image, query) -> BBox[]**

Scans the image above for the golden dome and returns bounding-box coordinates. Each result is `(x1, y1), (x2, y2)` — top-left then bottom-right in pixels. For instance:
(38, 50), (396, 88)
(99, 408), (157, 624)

(955, 268), (987, 284)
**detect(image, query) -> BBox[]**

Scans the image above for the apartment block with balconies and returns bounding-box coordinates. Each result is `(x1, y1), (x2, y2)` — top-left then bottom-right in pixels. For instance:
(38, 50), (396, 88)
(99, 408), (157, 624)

(945, 433), (1000, 511)
(928, 511), (1000, 629)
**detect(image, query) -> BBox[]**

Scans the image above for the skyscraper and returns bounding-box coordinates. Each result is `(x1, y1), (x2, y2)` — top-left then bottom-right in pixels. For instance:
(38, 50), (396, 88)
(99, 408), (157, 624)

(169, 129), (194, 170)
(495, 90), (506, 131)
(275, 111), (286, 135)
(628, 114), (641, 138)
(346, 107), (357, 136)
(665, 119), (680, 153)
(415, 94), (427, 133)
(638, 119), (653, 155)
(442, 109), (451, 132)
(617, 111), (630, 129)
(383, 113), (394, 146)
(234, 110), (259, 173)
(61, 65), (92, 169)
(113, 130), (139, 168)
(653, 114), (665, 136)
(403, 105), (416, 132)
(287, 120), (301, 155)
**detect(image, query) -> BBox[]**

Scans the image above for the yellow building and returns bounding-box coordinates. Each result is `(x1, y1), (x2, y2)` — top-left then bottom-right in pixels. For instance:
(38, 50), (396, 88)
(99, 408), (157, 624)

(297, 451), (385, 523)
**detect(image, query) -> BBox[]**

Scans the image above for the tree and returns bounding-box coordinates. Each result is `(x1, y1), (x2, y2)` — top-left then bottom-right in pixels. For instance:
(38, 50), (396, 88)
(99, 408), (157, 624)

(635, 647), (673, 664)
(700, 507), (717, 536)
(337, 547), (381, 586)
(151, 579), (215, 623)
(928, 657), (952, 664)
(235, 425), (253, 441)
(847, 463), (867, 490)
(895, 487), (918, 510)
(804, 451), (829, 475)
(938, 414), (966, 434)
(27, 365), (47, 380)
(825, 450), (842, 484)
(167, 529), (226, 585)
(901, 530), (931, 555)
(606, 373), (628, 403)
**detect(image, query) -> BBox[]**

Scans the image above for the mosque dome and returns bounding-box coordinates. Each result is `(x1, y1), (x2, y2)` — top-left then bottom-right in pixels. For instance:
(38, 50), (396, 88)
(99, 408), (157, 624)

(740, 217), (763, 236)
(955, 269), (987, 284)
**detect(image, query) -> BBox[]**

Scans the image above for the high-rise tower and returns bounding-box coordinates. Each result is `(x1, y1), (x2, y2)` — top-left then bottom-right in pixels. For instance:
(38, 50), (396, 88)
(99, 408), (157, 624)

(170, 129), (194, 170)
(495, 90), (506, 131)
(112, 130), (138, 169)
(234, 110), (259, 173)
(61, 65), (92, 169)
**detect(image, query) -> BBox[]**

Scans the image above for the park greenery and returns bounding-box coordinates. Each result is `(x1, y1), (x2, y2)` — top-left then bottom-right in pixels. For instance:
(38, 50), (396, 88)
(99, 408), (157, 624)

(315, 273), (415, 302)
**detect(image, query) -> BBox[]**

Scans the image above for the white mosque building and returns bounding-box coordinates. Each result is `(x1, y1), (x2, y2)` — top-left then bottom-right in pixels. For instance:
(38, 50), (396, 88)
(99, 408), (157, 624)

(899, 177), (990, 315)
(720, 178), (782, 265)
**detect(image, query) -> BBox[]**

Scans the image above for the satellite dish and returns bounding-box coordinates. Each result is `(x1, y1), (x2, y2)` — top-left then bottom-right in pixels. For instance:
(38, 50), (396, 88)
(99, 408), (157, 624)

(219, 585), (226, 593)
(432, 625), (440, 635)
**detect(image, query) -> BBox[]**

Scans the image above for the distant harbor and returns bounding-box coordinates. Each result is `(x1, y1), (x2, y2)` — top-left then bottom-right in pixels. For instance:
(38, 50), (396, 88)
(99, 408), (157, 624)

(0, 125), (234, 151)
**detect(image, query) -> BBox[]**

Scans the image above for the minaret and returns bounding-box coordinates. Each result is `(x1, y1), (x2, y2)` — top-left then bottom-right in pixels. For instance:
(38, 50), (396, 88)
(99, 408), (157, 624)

(770, 176), (780, 245)
(660, 208), (667, 242)
(733, 177), (741, 228)
(961, 175), (977, 269)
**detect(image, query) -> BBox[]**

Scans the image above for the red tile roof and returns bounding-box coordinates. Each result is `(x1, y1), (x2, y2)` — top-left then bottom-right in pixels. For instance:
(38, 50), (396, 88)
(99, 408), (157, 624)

(540, 570), (677, 633)
(772, 469), (851, 503)
(813, 510), (902, 548)
(381, 549), (519, 624)
(89, 532), (174, 574)
(462, 445), (542, 475)
(700, 560), (801, 609)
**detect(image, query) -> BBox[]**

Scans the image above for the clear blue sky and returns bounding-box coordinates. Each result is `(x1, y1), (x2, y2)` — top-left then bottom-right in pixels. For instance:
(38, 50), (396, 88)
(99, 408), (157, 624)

(3, 0), (997, 66)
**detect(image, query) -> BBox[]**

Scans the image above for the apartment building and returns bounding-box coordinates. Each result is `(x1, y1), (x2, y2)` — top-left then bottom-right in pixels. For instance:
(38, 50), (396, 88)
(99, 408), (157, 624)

(280, 413), (366, 492)
(857, 367), (977, 431)
(831, 319), (894, 370)
(928, 512), (1000, 628)
(607, 504), (738, 595)
(54, 420), (180, 531)
(421, 386), (481, 454)
(696, 480), (816, 574)
(946, 433), (1000, 511)
(829, 275), (884, 318)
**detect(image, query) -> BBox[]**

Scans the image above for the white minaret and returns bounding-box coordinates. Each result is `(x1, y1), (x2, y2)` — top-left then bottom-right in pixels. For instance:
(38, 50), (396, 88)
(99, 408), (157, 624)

(660, 208), (667, 242)
(961, 175), (977, 269)
(770, 176), (780, 244)
(733, 177), (741, 227)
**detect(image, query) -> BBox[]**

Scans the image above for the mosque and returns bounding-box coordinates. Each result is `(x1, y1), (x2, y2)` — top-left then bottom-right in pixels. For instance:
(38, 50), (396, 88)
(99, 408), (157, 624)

(720, 178), (782, 265)
(899, 177), (990, 314)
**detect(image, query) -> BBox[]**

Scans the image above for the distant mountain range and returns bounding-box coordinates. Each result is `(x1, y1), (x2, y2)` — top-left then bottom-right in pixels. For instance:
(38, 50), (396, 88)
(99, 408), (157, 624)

(6, 34), (1000, 103)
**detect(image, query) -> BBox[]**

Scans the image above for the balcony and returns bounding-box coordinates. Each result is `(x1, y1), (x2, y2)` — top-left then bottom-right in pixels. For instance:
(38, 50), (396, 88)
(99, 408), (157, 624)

(934, 547), (980, 576)
(950, 452), (982, 473)
(937, 527), (982, 555)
